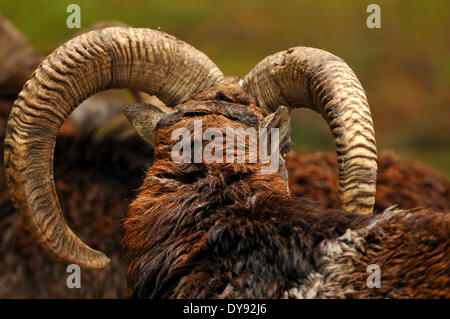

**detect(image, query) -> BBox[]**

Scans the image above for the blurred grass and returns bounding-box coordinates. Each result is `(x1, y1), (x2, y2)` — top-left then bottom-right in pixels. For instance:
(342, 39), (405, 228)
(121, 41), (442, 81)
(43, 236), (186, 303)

(1, 0), (449, 176)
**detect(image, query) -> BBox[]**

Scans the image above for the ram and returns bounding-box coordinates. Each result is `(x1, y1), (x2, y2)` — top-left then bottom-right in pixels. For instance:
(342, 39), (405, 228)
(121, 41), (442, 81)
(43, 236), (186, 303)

(3, 27), (449, 298)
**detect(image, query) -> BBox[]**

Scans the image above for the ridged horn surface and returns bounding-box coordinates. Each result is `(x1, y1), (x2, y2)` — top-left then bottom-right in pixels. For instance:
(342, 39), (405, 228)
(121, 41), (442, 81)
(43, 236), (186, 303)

(4, 27), (224, 269)
(242, 47), (377, 215)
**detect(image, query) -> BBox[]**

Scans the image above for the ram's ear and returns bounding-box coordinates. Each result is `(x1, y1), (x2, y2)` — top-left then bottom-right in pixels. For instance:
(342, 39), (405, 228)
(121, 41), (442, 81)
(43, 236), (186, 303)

(122, 103), (166, 146)
(261, 105), (291, 182)
(261, 105), (291, 153)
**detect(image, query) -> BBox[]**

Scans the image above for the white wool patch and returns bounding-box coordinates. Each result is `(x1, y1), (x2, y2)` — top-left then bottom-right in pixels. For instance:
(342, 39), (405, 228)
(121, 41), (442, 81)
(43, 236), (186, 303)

(366, 206), (405, 230)
(283, 208), (414, 298)
(282, 227), (365, 298)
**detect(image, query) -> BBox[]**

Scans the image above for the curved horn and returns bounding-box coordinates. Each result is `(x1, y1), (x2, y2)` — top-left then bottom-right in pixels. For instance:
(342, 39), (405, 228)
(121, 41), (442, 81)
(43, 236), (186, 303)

(242, 47), (377, 215)
(4, 27), (224, 269)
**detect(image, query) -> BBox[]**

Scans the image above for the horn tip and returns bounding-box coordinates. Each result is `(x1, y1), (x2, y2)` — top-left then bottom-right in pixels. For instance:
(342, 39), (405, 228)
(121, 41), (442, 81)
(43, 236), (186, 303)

(79, 252), (111, 270)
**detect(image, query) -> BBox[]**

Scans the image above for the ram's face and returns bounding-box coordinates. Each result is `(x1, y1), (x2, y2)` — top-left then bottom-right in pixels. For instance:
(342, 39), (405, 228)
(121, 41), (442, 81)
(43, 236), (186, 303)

(155, 100), (263, 165)
(121, 81), (293, 183)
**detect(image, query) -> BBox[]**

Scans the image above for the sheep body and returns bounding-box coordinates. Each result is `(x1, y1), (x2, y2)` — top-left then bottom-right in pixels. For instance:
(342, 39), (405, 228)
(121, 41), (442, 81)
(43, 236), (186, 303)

(126, 185), (448, 298)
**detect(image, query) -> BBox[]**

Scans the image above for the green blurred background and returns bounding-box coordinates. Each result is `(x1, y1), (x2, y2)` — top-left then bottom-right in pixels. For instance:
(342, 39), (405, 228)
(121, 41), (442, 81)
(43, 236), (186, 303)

(1, 0), (449, 176)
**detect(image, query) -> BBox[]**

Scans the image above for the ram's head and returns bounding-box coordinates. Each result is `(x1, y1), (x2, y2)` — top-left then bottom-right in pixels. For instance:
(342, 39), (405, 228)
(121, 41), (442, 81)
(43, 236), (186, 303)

(4, 27), (377, 269)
